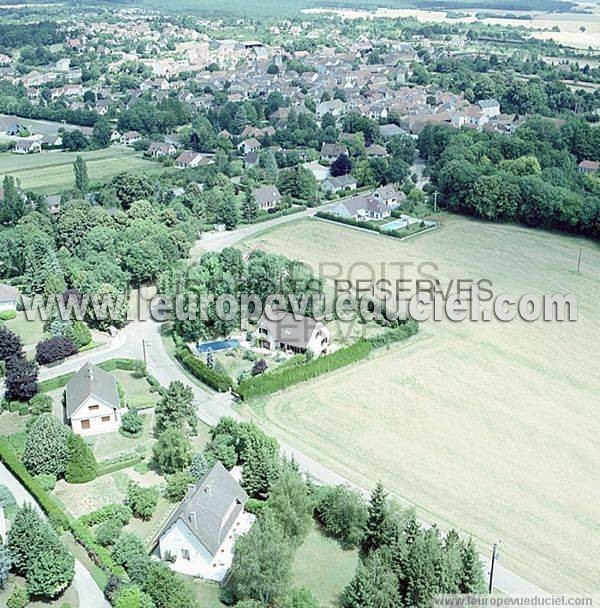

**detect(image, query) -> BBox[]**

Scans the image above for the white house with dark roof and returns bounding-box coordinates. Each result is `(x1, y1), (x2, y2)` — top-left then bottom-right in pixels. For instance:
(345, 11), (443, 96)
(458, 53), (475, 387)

(252, 185), (281, 210)
(65, 362), (124, 436)
(156, 462), (254, 581)
(254, 309), (330, 356)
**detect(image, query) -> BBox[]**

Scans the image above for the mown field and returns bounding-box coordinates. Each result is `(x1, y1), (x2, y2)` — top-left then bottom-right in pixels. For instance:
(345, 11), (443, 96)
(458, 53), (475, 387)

(0, 147), (160, 194)
(237, 215), (600, 593)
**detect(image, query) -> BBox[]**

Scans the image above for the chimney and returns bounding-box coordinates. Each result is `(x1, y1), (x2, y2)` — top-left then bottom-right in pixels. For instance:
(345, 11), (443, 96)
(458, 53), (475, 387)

(87, 365), (94, 381)
(188, 511), (197, 528)
(204, 485), (212, 497)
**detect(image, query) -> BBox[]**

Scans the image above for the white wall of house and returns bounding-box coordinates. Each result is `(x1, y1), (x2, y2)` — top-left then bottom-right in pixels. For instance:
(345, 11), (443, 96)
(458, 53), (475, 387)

(70, 395), (123, 436)
(0, 299), (16, 312)
(159, 512), (255, 582)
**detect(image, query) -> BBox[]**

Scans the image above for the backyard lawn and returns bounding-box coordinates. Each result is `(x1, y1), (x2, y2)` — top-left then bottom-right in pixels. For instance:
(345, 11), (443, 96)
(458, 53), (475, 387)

(293, 525), (359, 607)
(0, 574), (79, 607)
(0, 147), (164, 194)
(3, 312), (46, 348)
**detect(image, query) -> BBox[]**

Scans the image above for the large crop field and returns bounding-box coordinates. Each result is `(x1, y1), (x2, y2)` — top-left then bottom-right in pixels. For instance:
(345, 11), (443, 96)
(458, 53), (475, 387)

(237, 215), (600, 593)
(0, 147), (160, 194)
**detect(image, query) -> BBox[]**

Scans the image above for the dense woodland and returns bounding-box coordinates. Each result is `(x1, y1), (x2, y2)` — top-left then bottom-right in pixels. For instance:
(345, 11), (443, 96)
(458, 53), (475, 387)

(419, 117), (600, 238)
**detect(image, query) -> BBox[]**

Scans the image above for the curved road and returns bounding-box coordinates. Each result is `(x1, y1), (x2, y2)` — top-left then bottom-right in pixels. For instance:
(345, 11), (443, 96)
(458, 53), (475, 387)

(16, 211), (547, 598)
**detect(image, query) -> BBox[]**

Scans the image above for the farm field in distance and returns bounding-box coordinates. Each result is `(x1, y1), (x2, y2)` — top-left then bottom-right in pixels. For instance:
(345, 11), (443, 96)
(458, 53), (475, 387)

(236, 216), (600, 594)
(0, 147), (161, 194)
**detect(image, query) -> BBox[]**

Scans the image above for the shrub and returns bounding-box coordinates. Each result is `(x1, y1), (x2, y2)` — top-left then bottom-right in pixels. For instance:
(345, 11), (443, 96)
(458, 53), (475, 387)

(35, 336), (78, 365)
(204, 434), (237, 470)
(251, 359), (268, 376)
(0, 310), (17, 321)
(65, 433), (98, 483)
(6, 586), (29, 608)
(121, 410), (143, 437)
(315, 485), (368, 549)
(367, 319), (419, 349)
(4, 357), (38, 402)
(28, 392), (53, 415)
(70, 321), (92, 348)
(34, 473), (57, 491)
(152, 427), (191, 475)
(237, 340), (373, 400)
(164, 470), (194, 502)
(22, 413), (70, 476)
(132, 360), (147, 378)
(0, 325), (23, 362)
(189, 451), (209, 482)
(115, 585), (155, 608)
(175, 347), (233, 392)
(0, 484), (16, 511)
(95, 519), (123, 547)
(127, 482), (158, 520)
(111, 532), (147, 568)
(79, 503), (132, 527)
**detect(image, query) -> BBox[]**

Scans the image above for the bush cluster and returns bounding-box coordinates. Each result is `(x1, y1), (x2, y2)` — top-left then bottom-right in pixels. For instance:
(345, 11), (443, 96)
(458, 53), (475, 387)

(176, 347), (234, 392)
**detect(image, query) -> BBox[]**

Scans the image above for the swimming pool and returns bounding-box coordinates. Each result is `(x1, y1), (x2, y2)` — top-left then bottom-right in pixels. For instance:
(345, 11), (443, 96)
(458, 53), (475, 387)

(195, 339), (240, 353)
(380, 218), (411, 231)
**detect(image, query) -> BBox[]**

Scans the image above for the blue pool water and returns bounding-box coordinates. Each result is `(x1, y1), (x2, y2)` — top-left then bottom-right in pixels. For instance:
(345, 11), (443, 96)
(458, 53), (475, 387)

(196, 339), (240, 353)
(381, 218), (410, 231)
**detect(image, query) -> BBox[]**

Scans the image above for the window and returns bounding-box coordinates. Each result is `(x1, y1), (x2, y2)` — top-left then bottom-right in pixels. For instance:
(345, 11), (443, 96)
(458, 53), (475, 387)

(81, 419), (90, 430)
(101, 416), (110, 423)
(181, 549), (190, 561)
(89, 405), (99, 411)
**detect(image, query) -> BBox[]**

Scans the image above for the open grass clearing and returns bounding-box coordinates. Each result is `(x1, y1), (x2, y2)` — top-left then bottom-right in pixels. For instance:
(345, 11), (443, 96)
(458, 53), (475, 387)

(236, 215), (600, 593)
(0, 147), (163, 194)
(3, 311), (46, 348)
(293, 524), (359, 607)
(0, 573), (79, 607)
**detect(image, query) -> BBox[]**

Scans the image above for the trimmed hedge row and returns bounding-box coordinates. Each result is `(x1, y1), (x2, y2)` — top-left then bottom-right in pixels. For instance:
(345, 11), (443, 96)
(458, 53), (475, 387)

(79, 503), (132, 527)
(0, 439), (126, 579)
(316, 211), (406, 239)
(176, 347), (234, 392)
(237, 339), (373, 400)
(367, 320), (420, 349)
(97, 454), (143, 477)
(245, 205), (307, 225)
(0, 438), (70, 529)
(39, 358), (149, 393)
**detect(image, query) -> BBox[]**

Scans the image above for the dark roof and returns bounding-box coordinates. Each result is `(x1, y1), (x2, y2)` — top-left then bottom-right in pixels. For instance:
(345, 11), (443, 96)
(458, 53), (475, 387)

(257, 308), (323, 349)
(253, 185), (281, 205)
(65, 362), (120, 418)
(157, 462), (248, 556)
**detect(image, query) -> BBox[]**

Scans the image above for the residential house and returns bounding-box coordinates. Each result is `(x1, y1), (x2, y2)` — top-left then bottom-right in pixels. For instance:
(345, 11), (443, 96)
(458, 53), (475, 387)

(321, 174), (357, 193)
(372, 184), (404, 207)
(329, 194), (392, 221)
(65, 362), (125, 436)
(120, 131), (141, 146)
(244, 150), (260, 169)
(41, 134), (62, 149)
(44, 194), (61, 216)
(379, 123), (405, 139)
(0, 284), (19, 312)
(477, 99), (501, 119)
(238, 138), (261, 155)
(254, 309), (331, 356)
(148, 142), (176, 157)
(156, 462), (255, 581)
(175, 150), (213, 169)
(578, 160), (599, 174)
(366, 144), (389, 158)
(253, 185), (281, 211)
(320, 143), (348, 162)
(13, 138), (41, 154)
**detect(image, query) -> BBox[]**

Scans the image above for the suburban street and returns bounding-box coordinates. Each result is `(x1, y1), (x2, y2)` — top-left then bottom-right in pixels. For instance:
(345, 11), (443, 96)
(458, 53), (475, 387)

(4, 215), (547, 599)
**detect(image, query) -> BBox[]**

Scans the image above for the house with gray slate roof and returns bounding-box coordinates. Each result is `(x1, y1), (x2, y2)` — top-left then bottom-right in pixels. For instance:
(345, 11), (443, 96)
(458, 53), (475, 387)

(65, 362), (124, 436)
(156, 462), (255, 580)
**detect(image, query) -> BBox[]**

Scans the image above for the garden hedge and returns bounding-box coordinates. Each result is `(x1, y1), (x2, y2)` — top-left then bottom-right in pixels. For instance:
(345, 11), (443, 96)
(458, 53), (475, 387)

(367, 320), (419, 349)
(316, 211), (407, 239)
(175, 347), (234, 392)
(0, 439), (126, 579)
(237, 339), (373, 400)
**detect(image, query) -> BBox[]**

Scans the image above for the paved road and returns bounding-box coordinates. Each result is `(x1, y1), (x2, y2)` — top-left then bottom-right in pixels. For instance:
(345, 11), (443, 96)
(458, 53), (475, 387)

(0, 462), (111, 608)
(21, 218), (548, 597)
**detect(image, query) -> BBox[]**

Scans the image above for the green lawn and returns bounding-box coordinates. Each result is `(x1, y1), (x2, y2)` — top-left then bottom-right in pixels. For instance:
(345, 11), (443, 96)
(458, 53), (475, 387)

(3, 312), (46, 347)
(293, 525), (359, 607)
(0, 574), (80, 607)
(113, 369), (160, 410)
(0, 147), (162, 194)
